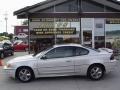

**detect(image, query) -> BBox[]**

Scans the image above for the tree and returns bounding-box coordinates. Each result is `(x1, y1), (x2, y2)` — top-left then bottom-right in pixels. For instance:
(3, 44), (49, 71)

(8, 33), (13, 40)
(112, 39), (120, 49)
(3, 32), (8, 36)
(22, 20), (28, 25)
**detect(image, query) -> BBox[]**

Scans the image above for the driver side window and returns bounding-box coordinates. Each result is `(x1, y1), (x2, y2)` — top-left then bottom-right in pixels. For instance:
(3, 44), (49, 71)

(45, 46), (74, 59)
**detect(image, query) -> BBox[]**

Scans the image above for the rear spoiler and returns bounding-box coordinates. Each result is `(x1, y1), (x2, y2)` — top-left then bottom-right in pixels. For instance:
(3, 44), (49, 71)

(98, 48), (113, 53)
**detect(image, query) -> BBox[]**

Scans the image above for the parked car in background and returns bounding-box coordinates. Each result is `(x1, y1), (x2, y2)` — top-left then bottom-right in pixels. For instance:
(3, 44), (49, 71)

(14, 41), (28, 51)
(1, 40), (13, 46)
(13, 33), (28, 40)
(0, 42), (14, 59)
(13, 40), (23, 45)
(4, 44), (117, 82)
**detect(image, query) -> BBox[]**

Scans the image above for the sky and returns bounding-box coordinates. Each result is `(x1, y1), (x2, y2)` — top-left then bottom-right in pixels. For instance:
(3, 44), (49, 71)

(0, 0), (120, 34)
(0, 0), (45, 33)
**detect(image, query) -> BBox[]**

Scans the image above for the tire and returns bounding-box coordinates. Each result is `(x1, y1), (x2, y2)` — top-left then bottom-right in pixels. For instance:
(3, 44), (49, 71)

(16, 67), (34, 82)
(87, 65), (104, 80)
(11, 51), (14, 56)
(14, 37), (19, 40)
(0, 53), (4, 59)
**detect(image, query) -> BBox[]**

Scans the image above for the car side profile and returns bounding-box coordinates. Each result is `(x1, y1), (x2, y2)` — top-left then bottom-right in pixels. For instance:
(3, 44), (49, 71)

(14, 42), (28, 51)
(13, 33), (28, 40)
(4, 44), (117, 82)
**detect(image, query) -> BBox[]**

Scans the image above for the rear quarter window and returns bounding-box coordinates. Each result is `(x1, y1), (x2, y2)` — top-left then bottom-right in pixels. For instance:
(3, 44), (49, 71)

(84, 46), (100, 52)
(75, 47), (89, 56)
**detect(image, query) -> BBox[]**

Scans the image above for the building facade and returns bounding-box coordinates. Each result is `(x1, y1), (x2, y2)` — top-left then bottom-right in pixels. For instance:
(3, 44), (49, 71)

(14, 0), (120, 52)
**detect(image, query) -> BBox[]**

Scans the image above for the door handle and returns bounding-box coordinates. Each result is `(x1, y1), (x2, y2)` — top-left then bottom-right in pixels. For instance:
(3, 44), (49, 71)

(66, 61), (71, 62)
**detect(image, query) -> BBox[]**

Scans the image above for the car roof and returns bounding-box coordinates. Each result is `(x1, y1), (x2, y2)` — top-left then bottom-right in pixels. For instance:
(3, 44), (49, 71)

(53, 43), (83, 48)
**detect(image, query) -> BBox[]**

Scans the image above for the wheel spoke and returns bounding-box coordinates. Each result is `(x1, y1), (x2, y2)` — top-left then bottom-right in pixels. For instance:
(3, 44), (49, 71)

(24, 69), (28, 74)
(95, 67), (99, 73)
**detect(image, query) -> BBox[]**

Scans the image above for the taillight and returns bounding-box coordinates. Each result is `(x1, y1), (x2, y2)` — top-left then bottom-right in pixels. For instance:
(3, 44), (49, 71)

(110, 54), (114, 60)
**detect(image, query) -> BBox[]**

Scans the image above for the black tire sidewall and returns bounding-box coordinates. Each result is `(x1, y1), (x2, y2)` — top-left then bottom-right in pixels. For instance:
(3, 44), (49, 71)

(16, 67), (34, 82)
(87, 65), (104, 80)
(11, 51), (14, 56)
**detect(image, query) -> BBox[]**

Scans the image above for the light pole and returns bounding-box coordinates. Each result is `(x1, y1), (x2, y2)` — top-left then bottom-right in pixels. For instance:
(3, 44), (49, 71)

(54, 3), (57, 45)
(4, 13), (8, 33)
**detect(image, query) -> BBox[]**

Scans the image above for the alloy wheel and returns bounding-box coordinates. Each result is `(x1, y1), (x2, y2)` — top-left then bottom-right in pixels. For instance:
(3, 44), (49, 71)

(90, 66), (103, 79)
(18, 68), (32, 82)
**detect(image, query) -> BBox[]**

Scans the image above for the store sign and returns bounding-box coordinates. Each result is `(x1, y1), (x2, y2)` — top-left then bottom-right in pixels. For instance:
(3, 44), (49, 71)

(106, 18), (120, 24)
(31, 28), (76, 35)
(30, 18), (80, 22)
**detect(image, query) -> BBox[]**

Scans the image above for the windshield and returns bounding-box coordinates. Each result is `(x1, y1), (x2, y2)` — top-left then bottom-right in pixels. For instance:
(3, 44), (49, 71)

(33, 46), (53, 57)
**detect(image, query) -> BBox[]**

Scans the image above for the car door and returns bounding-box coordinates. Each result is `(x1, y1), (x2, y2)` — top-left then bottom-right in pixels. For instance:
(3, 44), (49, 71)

(37, 46), (75, 76)
(14, 42), (23, 50)
(73, 47), (90, 74)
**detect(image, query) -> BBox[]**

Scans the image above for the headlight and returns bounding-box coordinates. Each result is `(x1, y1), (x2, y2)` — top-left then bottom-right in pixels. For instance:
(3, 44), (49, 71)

(6, 63), (15, 68)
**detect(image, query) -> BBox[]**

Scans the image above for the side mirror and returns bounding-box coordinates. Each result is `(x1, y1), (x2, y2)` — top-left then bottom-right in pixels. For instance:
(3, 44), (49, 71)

(41, 55), (47, 60)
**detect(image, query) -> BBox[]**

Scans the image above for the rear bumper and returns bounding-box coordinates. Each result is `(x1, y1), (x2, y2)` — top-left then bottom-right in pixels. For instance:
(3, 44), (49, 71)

(104, 59), (118, 73)
(3, 66), (16, 79)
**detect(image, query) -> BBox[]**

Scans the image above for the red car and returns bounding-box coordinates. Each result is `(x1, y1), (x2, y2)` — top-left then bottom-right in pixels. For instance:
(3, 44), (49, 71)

(14, 42), (28, 51)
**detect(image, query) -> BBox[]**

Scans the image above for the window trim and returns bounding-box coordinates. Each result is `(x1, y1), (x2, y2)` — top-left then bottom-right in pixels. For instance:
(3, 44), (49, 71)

(41, 46), (89, 60)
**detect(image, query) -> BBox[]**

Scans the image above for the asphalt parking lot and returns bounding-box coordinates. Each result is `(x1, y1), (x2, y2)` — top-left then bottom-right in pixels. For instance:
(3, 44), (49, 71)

(0, 52), (120, 90)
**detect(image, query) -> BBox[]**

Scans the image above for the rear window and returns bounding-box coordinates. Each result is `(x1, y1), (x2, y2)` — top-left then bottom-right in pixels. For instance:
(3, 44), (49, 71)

(84, 46), (100, 52)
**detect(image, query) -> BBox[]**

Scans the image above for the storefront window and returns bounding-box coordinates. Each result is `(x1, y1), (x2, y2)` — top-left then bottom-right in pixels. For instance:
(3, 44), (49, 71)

(105, 18), (120, 49)
(29, 18), (107, 52)
(29, 18), (81, 52)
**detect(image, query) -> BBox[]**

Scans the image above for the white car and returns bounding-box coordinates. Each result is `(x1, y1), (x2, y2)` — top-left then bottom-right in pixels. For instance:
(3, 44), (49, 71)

(4, 44), (117, 82)
(14, 33), (28, 39)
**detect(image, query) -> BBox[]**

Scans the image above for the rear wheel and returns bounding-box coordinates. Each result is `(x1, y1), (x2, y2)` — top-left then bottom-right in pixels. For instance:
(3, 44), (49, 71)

(87, 65), (104, 80)
(14, 37), (19, 40)
(16, 67), (34, 82)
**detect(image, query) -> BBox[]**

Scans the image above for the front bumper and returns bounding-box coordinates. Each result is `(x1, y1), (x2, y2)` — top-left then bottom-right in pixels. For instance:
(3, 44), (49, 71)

(104, 59), (118, 73)
(3, 66), (16, 79)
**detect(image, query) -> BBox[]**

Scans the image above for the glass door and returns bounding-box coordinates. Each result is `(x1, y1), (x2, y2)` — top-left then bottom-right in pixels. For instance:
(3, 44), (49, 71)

(83, 30), (92, 47)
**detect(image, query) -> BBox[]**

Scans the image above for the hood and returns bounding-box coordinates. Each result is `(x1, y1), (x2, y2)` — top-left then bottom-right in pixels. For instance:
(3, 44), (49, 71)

(8, 54), (36, 64)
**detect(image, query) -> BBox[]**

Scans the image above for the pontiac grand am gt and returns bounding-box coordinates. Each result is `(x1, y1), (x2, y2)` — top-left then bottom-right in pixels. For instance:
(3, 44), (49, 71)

(4, 44), (117, 82)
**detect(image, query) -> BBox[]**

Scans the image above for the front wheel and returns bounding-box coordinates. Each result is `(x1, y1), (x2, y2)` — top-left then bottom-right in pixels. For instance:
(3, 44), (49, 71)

(11, 51), (14, 56)
(16, 67), (34, 82)
(87, 65), (104, 80)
